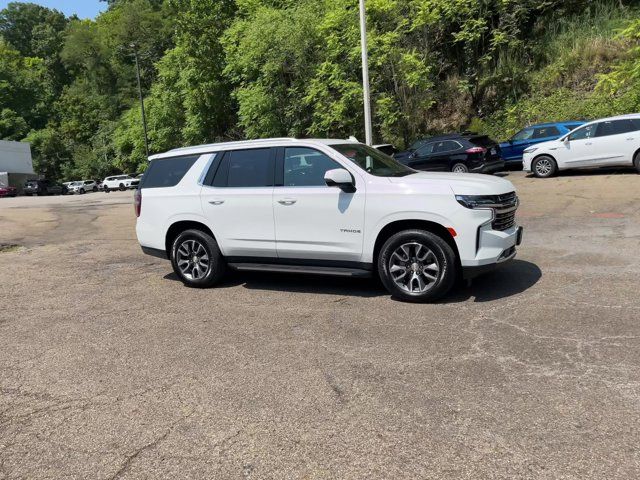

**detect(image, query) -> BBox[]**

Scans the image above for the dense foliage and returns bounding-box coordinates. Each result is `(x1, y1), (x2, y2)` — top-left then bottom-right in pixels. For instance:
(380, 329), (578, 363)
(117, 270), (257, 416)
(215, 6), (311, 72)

(0, 0), (639, 180)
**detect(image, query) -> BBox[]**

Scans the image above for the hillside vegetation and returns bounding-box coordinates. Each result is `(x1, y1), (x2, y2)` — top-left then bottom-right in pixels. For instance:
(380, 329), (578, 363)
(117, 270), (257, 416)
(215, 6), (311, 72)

(0, 0), (639, 180)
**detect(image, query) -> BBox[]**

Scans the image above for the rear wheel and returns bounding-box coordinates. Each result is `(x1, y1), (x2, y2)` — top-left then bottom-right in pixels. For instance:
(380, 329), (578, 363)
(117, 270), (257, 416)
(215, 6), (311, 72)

(171, 229), (226, 288)
(378, 229), (457, 303)
(119, 183), (126, 191)
(451, 163), (469, 173)
(532, 155), (557, 178)
(80, 188), (85, 194)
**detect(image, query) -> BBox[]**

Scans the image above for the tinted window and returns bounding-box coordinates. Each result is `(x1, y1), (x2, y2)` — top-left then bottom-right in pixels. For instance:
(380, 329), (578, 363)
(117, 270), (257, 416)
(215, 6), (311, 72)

(533, 126), (560, 139)
(596, 120), (635, 137)
(213, 148), (273, 188)
(569, 124), (597, 141)
(512, 128), (533, 141)
(631, 118), (640, 131)
(283, 147), (341, 187)
(141, 155), (199, 189)
(415, 143), (434, 156)
(434, 140), (461, 153)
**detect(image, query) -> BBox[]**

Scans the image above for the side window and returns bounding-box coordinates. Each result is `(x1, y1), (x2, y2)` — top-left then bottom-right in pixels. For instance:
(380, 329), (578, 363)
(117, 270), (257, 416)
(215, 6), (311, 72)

(533, 126), (560, 139)
(434, 140), (460, 153)
(212, 148), (274, 188)
(595, 120), (634, 137)
(569, 124), (597, 141)
(415, 143), (434, 156)
(283, 147), (341, 187)
(141, 155), (199, 189)
(512, 128), (534, 141)
(631, 118), (640, 131)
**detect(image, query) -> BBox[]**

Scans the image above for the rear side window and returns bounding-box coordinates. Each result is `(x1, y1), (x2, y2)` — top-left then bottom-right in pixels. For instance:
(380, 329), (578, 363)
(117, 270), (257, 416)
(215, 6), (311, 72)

(210, 148), (274, 188)
(631, 118), (640, 131)
(533, 126), (560, 139)
(433, 140), (461, 153)
(596, 120), (635, 137)
(141, 155), (199, 189)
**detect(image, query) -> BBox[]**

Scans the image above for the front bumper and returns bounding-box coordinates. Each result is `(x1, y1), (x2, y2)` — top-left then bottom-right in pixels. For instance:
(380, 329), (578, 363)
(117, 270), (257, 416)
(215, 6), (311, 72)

(462, 226), (523, 280)
(522, 154), (534, 172)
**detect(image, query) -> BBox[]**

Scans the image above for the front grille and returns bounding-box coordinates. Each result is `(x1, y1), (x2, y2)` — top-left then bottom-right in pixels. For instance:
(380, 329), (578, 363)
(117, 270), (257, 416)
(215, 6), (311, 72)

(492, 192), (518, 231)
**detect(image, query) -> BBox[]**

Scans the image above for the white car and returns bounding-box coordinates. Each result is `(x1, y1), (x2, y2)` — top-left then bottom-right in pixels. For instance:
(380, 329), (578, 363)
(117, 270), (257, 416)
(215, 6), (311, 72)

(523, 114), (640, 177)
(135, 138), (523, 302)
(68, 180), (98, 194)
(102, 175), (140, 192)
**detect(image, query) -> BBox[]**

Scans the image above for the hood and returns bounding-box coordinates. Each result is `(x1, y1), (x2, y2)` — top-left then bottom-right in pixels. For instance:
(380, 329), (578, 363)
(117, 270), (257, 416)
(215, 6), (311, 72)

(389, 172), (515, 196)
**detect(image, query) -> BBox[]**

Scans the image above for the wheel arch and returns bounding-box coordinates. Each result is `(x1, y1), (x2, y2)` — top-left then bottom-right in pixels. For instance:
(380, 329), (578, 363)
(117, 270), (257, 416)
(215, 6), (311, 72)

(165, 220), (216, 257)
(373, 219), (460, 270)
(632, 147), (640, 164)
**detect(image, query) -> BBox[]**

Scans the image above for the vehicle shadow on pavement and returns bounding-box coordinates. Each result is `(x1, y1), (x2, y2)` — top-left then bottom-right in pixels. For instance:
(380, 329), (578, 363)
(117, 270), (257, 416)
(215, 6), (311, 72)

(445, 259), (542, 303)
(163, 259), (541, 302)
(163, 271), (388, 298)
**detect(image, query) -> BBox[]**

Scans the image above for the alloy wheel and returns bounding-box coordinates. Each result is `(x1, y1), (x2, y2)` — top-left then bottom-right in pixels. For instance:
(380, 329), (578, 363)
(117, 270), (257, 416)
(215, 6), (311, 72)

(176, 239), (211, 280)
(535, 158), (553, 176)
(388, 242), (441, 294)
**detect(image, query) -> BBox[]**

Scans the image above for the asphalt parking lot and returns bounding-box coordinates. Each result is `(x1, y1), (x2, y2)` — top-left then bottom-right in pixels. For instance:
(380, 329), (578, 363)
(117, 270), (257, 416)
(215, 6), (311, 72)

(1, 170), (639, 479)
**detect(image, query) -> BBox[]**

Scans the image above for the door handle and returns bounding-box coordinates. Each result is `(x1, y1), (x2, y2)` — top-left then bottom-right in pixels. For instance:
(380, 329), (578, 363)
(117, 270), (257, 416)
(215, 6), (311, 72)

(278, 199), (297, 206)
(208, 199), (225, 205)
(626, 138), (635, 141)
(585, 142), (592, 146)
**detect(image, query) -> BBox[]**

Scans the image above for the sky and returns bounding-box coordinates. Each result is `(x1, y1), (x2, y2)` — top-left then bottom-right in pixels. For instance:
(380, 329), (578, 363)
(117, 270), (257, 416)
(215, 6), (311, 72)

(0, 0), (107, 19)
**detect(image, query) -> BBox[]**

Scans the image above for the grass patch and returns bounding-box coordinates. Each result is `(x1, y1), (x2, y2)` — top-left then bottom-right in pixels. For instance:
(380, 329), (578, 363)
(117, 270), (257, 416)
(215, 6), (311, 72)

(0, 244), (21, 253)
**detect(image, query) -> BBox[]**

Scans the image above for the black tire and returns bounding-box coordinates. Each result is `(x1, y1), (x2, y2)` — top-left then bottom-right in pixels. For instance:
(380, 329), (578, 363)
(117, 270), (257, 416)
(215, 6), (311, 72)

(119, 183), (126, 191)
(532, 155), (557, 178)
(80, 188), (85, 194)
(171, 229), (226, 288)
(634, 151), (640, 174)
(93, 186), (98, 192)
(378, 229), (457, 303)
(104, 187), (110, 193)
(451, 163), (469, 173)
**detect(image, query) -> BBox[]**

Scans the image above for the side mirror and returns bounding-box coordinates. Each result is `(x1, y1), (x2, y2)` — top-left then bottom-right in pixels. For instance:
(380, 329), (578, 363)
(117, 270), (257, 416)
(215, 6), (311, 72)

(324, 168), (356, 193)
(562, 136), (570, 144)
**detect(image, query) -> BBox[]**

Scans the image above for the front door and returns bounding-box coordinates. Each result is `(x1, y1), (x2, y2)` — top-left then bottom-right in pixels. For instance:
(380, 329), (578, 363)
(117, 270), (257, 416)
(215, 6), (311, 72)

(273, 146), (366, 262)
(200, 148), (276, 258)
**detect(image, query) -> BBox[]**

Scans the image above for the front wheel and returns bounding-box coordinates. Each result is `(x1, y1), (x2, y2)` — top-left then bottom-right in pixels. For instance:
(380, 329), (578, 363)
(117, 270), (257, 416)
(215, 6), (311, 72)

(532, 155), (557, 178)
(634, 152), (640, 174)
(378, 230), (457, 303)
(451, 163), (469, 173)
(171, 229), (227, 288)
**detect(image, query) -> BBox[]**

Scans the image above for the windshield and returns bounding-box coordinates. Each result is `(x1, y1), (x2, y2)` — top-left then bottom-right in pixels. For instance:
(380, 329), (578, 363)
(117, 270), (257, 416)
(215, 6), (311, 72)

(330, 143), (414, 177)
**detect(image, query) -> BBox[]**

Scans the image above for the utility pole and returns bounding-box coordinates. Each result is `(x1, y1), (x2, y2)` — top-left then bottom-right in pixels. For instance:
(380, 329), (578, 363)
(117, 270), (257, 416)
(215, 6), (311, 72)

(359, 0), (373, 146)
(131, 43), (150, 159)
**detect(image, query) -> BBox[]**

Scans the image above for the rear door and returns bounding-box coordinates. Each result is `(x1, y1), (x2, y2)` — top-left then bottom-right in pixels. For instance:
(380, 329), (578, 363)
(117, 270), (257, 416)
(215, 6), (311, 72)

(200, 148), (277, 258)
(592, 119), (638, 166)
(273, 146), (365, 262)
(432, 140), (464, 171)
(406, 142), (436, 170)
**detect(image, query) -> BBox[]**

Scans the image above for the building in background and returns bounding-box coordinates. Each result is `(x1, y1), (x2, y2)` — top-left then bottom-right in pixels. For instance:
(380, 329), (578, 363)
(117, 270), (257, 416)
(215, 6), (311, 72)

(0, 140), (36, 193)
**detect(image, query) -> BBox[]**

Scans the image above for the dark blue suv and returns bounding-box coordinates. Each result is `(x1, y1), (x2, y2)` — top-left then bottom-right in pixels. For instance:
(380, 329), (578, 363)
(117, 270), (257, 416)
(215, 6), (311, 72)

(500, 121), (584, 165)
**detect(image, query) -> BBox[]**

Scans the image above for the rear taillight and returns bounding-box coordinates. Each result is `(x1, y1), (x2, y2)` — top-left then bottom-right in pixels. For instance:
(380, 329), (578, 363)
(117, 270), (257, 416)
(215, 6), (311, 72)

(134, 188), (141, 217)
(465, 146), (486, 154)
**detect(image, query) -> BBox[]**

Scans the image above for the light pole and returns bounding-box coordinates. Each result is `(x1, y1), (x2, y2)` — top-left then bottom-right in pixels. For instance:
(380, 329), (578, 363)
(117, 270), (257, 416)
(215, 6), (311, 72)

(130, 43), (150, 159)
(359, 0), (373, 146)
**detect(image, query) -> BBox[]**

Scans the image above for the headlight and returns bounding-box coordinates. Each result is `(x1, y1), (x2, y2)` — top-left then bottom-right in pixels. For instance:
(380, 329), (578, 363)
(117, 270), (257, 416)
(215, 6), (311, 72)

(523, 147), (537, 154)
(455, 195), (500, 210)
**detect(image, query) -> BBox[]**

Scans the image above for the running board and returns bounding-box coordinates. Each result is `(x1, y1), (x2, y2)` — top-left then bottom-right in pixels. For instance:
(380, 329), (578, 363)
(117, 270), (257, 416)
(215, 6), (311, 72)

(228, 263), (372, 278)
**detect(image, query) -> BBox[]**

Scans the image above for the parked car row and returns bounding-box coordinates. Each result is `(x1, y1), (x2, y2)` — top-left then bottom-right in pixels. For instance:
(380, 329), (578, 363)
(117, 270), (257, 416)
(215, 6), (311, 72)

(376, 113), (640, 178)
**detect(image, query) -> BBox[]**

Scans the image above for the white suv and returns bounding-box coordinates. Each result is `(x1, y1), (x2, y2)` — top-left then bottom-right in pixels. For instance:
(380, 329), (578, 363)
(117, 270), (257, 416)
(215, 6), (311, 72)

(103, 175), (139, 192)
(524, 114), (640, 177)
(135, 138), (523, 302)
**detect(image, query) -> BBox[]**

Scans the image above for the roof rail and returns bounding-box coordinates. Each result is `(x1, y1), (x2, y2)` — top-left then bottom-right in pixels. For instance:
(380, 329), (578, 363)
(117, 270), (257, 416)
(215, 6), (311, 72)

(166, 137), (297, 154)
